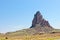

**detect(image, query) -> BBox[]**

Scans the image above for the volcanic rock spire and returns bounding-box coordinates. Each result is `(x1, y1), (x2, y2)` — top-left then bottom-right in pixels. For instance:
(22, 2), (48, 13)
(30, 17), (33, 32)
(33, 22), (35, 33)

(30, 11), (52, 28)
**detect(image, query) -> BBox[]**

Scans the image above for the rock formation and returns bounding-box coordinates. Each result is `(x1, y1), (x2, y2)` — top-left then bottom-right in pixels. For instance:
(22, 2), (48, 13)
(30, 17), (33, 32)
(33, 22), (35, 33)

(30, 11), (53, 29)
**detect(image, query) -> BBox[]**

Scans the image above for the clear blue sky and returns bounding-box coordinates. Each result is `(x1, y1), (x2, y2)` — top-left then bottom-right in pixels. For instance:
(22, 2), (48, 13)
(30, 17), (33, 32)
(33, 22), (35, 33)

(0, 0), (60, 33)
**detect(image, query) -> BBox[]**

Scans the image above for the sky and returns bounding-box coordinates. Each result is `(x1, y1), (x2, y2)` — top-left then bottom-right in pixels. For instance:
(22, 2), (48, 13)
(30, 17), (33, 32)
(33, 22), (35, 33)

(0, 0), (60, 33)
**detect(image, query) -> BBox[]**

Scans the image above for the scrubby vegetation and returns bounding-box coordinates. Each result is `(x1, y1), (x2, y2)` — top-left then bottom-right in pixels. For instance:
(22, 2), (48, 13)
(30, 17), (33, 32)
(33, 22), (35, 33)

(0, 33), (60, 40)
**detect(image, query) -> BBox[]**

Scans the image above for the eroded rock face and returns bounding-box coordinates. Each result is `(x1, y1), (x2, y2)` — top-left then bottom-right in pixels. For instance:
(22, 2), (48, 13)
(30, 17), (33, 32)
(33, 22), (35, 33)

(30, 11), (52, 28)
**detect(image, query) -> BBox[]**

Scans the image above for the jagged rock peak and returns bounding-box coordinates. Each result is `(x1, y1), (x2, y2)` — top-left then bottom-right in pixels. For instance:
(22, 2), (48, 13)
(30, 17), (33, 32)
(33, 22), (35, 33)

(30, 11), (52, 28)
(34, 11), (41, 16)
(34, 11), (43, 20)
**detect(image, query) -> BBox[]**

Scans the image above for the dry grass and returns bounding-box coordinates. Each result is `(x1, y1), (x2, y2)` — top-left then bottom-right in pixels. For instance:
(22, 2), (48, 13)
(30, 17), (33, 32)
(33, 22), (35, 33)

(0, 33), (60, 40)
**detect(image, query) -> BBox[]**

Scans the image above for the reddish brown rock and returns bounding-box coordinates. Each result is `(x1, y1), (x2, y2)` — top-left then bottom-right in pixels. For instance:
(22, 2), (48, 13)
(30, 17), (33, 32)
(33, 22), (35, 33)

(30, 11), (52, 28)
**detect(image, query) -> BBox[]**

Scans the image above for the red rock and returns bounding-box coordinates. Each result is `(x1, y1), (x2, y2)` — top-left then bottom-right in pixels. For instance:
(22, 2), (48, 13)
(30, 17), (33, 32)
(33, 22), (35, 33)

(30, 11), (52, 28)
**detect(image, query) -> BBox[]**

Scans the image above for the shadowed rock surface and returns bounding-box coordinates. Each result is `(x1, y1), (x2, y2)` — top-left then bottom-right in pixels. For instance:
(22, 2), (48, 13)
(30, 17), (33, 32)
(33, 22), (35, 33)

(30, 11), (53, 29)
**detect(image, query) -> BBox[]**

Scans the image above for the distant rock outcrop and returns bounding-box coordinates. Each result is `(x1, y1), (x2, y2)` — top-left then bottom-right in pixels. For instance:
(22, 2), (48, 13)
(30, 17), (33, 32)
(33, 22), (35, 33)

(30, 11), (53, 29)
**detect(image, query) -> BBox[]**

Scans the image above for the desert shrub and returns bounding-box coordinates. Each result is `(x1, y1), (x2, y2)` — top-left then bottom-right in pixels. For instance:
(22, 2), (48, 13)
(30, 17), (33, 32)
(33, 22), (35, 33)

(5, 37), (8, 39)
